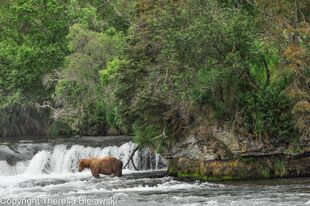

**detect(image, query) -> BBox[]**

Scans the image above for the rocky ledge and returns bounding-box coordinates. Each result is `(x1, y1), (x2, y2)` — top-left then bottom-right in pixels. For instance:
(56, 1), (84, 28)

(164, 127), (310, 181)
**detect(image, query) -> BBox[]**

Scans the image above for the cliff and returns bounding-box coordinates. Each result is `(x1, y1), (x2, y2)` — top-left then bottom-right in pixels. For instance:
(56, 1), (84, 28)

(165, 126), (310, 180)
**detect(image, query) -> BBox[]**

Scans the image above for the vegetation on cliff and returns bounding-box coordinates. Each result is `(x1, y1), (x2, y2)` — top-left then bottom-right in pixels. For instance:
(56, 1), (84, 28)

(0, 1), (309, 152)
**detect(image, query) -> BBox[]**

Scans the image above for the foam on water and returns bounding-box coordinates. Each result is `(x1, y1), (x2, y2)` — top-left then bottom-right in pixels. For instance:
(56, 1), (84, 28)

(0, 140), (168, 203)
(1, 139), (310, 206)
(111, 181), (199, 192)
(0, 140), (168, 201)
(0, 141), (167, 176)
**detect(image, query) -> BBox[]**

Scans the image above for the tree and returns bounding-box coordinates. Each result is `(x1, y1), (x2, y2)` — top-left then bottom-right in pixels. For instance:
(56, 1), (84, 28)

(0, 0), (99, 136)
(255, 0), (310, 141)
(54, 24), (126, 134)
(106, 0), (264, 149)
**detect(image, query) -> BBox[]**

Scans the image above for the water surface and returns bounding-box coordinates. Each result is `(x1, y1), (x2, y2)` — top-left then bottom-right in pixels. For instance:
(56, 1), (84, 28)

(0, 137), (309, 206)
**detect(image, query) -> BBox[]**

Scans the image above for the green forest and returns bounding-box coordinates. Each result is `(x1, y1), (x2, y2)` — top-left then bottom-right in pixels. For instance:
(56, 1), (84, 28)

(0, 0), (309, 152)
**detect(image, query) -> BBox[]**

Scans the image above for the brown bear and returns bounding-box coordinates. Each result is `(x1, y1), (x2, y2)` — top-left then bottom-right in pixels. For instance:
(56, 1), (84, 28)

(78, 156), (123, 178)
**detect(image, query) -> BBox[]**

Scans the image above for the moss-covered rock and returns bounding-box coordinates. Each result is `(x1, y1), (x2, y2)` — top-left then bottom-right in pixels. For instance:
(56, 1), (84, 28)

(168, 155), (310, 181)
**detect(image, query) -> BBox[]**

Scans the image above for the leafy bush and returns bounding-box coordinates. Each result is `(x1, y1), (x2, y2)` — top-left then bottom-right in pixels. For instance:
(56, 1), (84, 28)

(53, 24), (126, 135)
(244, 85), (297, 143)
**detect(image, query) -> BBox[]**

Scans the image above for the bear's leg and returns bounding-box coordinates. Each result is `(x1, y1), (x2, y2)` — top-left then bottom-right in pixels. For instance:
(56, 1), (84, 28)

(115, 169), (122, 177)
(91, 167), (100, 178)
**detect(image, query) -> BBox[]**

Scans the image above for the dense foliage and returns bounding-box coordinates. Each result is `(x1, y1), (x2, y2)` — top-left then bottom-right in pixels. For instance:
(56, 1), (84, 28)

(0, 0), (309, 150)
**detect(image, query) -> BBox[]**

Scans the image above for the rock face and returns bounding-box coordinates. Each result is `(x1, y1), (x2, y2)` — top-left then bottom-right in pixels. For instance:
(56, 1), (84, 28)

(165, 127), (310, 180)
(168, 155), (310, 180)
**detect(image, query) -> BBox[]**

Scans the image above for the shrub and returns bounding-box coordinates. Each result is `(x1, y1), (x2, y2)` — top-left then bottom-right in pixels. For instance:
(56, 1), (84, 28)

(244, 85), (297, 143)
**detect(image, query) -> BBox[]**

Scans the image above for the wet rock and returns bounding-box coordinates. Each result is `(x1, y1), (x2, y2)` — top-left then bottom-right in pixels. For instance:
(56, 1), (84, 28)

(167, 134), (232, 161)
(166, 127), (310, 180)
(212, 127), (241, 155)
(241, 146), (286, 157)
(168, 155), (310, 181)
(0, 145), (23, 165)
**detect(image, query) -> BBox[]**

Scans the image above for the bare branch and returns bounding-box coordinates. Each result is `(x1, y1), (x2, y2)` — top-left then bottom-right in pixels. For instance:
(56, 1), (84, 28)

(34, 101), (56, 111)
(123, 146), (139, 170)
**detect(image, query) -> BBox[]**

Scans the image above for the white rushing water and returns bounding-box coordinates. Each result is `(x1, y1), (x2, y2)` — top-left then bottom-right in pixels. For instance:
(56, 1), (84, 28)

(0, 141), (166, 176)
(1, 139), (310, 206)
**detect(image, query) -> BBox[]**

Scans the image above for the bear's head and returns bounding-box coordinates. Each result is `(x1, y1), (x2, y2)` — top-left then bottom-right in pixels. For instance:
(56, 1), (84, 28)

(78, 159), (90, 172)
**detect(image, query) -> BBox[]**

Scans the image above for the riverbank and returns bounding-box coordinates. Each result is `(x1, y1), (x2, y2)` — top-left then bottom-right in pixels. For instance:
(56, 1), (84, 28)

(168, 154), (310, 181)
(164, 127), (310, 181)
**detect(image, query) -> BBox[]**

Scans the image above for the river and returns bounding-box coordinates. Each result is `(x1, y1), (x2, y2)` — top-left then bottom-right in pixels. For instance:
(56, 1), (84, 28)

(0, 136), (310, 206)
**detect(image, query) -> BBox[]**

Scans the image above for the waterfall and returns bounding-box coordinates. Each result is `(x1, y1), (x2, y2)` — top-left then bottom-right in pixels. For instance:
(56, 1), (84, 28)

(0, 161), (27, 176)
(25, 150), (51, 175)
(0, 141), (167, 176)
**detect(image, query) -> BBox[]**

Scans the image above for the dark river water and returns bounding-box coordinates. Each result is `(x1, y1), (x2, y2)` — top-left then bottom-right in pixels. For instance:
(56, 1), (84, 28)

(0, 137), (310, 206)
